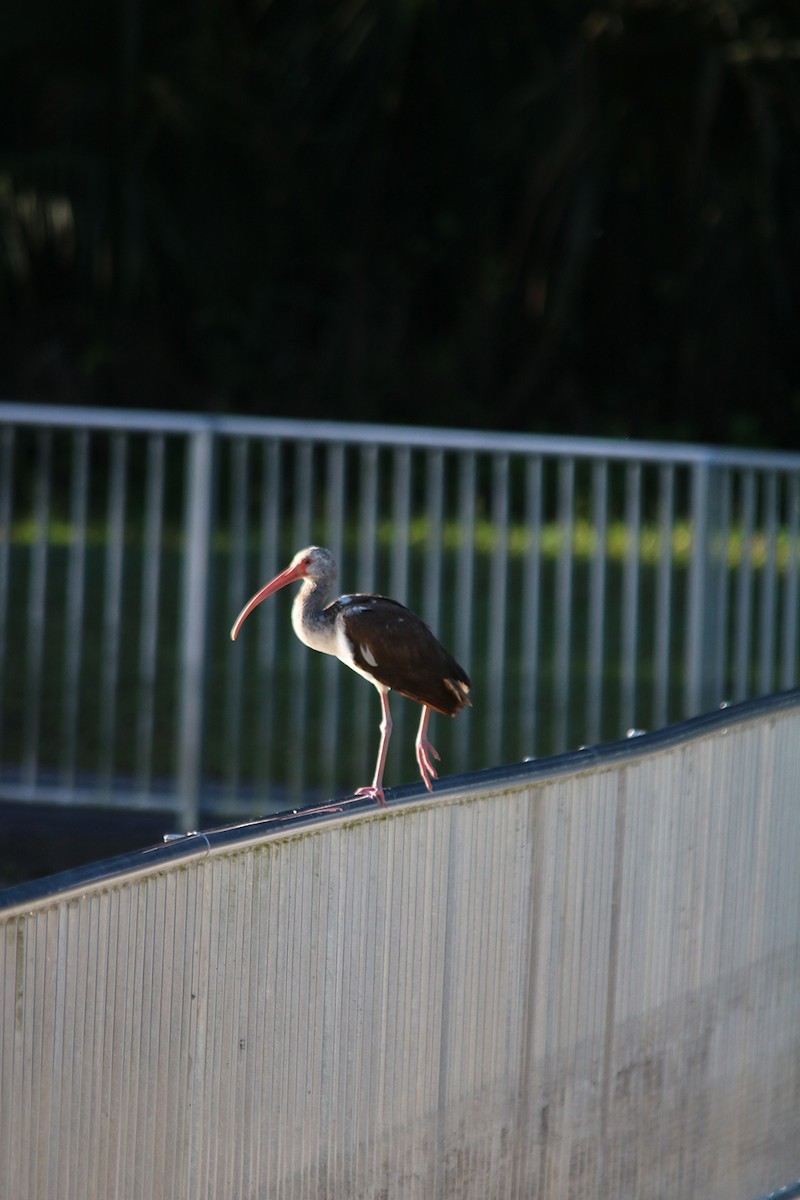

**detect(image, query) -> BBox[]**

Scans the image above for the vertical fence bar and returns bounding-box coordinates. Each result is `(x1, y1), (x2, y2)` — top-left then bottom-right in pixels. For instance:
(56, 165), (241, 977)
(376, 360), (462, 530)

(780, 473), (799, 691)
(99, 433), (128, 792)
(620, 462), (642, 732)
(61, 431), (89, 788)
(225, 439), (249, 803)
(321, 444), (346, 795)
(487, 455), (509, 765)
(733, 469), (756, 701)
(292, 440), (314, 539)
(357, 445), (379, 592)
(289, 442), (314, 799)
(257, 440), (282, 792)
(423, 450), (445, 631)
(354, 445), (379, 781)
(684, 460), (727, 716)
(424, 450), (448, 773)
(553, 458), (575, 751)
(653, 465), (675, 730)
(23, 430), (52, 788)
(587, 460), (608, 745)
(0, 427), (14, 770)
(684, 461), (709, 715)
(454, 453), (476, 767)
(389, 447), (412, 779)
(757, 470), (778, 697)
(711, 469), (732, 704)
(177, 427), (214, 828)
(324, 443), (346, 568)
(136, 433), (165, 800)
(519, 457), (542, 757)
(390, 447), (412, 601)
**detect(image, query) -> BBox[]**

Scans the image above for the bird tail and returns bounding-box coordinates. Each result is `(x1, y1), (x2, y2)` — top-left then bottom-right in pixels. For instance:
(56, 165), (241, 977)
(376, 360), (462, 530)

(443, 677), (471, 711)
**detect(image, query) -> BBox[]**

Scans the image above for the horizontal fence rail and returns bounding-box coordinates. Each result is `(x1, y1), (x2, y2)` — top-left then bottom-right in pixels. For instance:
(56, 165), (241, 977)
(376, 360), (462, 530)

(2, 402), (800, 826)
(1, 692), (799, 1200)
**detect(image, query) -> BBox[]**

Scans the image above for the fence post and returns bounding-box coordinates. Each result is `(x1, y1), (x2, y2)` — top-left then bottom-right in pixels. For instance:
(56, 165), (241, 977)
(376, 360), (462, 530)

(177, 426), (215, 829)
(684, 459), (725, 717)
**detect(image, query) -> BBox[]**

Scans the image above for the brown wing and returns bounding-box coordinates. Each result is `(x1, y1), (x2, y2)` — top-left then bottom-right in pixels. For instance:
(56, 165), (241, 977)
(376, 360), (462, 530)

(331, 595), (471, 716)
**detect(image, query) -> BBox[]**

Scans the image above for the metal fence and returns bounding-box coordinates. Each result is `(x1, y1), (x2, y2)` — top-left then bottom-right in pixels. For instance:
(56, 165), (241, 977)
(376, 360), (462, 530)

(1, 690), (799, 1200)
(2, 400), (800, 827)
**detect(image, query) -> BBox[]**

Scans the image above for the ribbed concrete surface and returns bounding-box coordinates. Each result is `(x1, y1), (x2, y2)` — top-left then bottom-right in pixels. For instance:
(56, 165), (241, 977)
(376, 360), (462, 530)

(2, 699), (799, 1199)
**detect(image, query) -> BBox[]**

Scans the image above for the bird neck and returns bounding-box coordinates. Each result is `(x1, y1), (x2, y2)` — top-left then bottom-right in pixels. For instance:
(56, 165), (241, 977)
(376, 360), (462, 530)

(291, 577), (334, 652)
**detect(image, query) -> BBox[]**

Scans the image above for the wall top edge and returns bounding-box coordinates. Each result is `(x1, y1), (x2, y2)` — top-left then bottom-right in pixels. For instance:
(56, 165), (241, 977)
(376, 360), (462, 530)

(2, 687), (799, 919)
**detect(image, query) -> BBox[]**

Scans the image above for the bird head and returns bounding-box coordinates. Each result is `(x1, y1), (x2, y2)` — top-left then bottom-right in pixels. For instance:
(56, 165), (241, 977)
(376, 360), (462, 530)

(230, 546), (336, 640)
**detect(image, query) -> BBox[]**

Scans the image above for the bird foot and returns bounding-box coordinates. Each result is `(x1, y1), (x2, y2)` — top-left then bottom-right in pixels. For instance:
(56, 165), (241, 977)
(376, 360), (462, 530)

(353, 785), (387, 807)
(416, 738), (441, 792)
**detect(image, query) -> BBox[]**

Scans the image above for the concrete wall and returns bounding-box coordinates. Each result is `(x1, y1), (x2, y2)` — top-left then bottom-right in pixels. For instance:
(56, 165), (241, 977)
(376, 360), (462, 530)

(2, 693), (799, 1199)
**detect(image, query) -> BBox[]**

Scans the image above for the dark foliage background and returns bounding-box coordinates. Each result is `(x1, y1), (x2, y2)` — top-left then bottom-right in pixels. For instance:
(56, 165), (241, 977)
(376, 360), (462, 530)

(2, 0), (799, 443)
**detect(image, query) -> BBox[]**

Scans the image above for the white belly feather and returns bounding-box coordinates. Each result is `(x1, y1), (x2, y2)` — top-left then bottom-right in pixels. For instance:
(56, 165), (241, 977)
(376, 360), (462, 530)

(291, 596), (389, 694)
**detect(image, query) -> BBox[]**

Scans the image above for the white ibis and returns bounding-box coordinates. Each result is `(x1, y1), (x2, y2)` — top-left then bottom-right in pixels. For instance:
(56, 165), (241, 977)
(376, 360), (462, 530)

(230, 546), (471, 805)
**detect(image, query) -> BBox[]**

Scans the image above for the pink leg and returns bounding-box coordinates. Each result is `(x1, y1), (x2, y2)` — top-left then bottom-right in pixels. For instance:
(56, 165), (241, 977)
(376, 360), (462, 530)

(415, 706), (440, 792)
(354, 690), (392, 806)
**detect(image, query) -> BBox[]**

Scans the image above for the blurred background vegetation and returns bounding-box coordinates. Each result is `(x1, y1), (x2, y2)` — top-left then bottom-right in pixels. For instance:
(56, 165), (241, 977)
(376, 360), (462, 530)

(1, 0), (800, 443)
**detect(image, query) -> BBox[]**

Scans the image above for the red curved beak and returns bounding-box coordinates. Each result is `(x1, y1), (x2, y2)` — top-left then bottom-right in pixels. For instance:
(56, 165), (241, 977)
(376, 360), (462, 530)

(230, 559), (307, 641)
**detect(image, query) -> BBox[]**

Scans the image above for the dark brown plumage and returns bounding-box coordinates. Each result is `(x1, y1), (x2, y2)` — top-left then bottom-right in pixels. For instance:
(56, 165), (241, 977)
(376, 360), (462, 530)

(329, 595), (470, 715)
